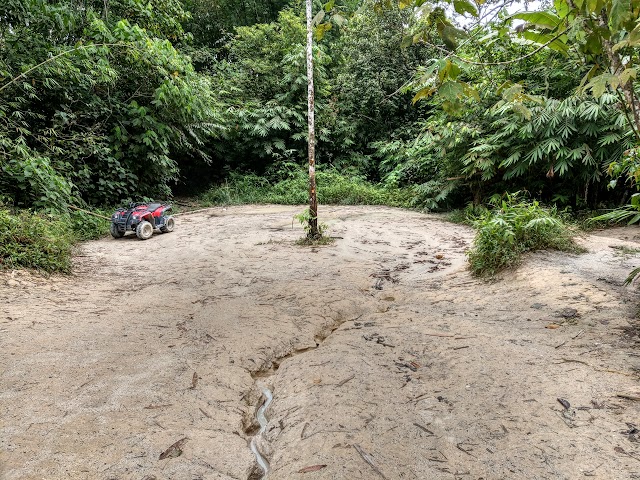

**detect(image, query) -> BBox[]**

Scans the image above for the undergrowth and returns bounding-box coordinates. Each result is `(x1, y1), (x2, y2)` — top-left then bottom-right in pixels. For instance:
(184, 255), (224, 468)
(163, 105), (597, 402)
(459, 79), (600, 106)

(69, 209), (112, 240)
(0, 209), (74, 272)
(200, 170), (414, 207)
(0, 207), (111, 272)
(293, 207), (334, 246)
(467, 194), (582, 277)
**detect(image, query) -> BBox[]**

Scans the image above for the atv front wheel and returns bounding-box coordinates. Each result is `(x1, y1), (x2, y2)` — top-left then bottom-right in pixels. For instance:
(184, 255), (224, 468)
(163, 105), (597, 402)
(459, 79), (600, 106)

(136, 221), (154, 240)
(160, 216), (175, 233)
(110, 223), (124, 239)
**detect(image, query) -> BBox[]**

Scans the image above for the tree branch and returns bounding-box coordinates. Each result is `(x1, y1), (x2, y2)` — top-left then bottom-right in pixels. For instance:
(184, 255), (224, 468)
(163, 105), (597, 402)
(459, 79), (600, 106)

(424, 28), (569, 67)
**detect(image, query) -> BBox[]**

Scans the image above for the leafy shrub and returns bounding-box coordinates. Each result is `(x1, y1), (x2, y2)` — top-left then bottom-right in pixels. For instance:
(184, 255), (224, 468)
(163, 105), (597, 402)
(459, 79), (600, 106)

(467, 194), (581, 276)
(0, 209), (74, 272)
(446, 204), (488, 225)
(68, 209), (112, 240)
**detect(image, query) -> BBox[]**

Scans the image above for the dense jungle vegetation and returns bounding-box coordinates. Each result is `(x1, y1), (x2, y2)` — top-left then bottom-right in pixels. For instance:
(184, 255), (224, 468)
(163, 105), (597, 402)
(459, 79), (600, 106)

(2, 0), (640, 271)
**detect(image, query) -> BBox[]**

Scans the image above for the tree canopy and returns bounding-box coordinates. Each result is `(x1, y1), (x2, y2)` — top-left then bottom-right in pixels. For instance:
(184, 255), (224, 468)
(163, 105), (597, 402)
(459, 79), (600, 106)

(2, 0), (640, 213)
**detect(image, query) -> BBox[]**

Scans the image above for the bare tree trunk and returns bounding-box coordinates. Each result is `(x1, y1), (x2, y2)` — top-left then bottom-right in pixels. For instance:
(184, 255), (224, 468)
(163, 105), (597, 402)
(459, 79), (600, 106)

(306, 0), (319, 238)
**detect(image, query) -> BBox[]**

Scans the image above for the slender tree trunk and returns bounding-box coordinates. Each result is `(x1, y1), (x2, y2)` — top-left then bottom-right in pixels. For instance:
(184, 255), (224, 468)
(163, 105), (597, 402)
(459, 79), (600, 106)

(306, 0), (319, 238)
(600, 15), (640, 137)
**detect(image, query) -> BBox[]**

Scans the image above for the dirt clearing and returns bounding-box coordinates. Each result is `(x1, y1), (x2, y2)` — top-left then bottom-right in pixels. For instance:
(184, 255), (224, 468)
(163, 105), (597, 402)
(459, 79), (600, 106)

(2, 205), (640, 479)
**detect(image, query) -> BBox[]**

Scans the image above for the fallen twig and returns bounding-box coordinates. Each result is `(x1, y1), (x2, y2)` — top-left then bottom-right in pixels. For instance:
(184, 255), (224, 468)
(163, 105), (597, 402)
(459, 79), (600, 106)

(557, 358), (589, 365)
(413, 423), (434, 435)
(337, 375), (355, 387)
(144, 404), (173, 410)
(353, 444), (388, 479)
(617, 393), (640, 401)
(159, 437), (188, 460)
(456, 442), (476, 457)
(298, 465), (327, 473)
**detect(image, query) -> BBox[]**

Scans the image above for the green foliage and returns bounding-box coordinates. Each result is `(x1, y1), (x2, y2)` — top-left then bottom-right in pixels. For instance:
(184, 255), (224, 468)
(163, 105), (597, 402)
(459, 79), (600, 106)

(446, 204), (487, 225)
(0, 204), (111, 272)
(200, 169), (414, 206)
(467, 193), (580, 276)
(463, 94), (631, 193)
(69, 210), (112, 240)
(589, 193), (640, 225)
(0, 0), (220, 209)
(0, 209), (74, 272)
(294, 207), (331, 243)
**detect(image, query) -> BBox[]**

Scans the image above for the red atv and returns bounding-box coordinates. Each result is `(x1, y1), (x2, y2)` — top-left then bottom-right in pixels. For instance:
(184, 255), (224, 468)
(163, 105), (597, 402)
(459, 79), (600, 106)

(110, 202), (175, 240)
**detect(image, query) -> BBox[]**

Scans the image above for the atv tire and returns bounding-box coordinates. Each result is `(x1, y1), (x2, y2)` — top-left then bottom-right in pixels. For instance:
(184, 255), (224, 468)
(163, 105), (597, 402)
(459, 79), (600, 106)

(110, 223), (125, 239)
(160, 216), (175, 233)
(136, 221), (154, 240)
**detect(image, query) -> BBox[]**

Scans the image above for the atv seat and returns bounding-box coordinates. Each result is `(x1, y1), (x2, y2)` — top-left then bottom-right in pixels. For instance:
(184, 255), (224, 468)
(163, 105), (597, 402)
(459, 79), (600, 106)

(146, 203), (163, 211)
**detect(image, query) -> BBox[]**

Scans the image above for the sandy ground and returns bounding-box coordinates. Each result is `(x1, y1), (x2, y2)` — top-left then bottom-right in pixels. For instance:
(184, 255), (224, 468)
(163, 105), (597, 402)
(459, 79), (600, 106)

(2, 205), (640, 480)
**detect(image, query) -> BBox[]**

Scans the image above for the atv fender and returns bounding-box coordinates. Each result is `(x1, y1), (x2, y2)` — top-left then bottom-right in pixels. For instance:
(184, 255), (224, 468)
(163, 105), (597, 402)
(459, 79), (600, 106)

(142, 214), (156, 228)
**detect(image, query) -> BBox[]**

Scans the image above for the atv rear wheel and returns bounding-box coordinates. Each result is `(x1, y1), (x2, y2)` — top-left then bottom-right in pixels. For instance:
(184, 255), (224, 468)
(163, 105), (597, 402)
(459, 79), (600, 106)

(136, 221), (154, 240)
(160, 216), (175, 233)
(110, 223), (124, 239)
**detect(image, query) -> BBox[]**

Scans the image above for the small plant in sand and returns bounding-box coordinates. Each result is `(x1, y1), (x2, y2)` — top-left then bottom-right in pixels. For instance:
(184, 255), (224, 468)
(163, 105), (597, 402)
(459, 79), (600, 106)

(294, 208), (333, 245)
(468, 192), (582, 276)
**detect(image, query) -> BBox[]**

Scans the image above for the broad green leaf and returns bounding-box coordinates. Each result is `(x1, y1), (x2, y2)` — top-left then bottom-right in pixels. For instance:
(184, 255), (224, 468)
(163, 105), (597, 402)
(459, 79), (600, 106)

(521, 30), (569, 54)
(586, 0), (601, 14)
(412, 87), (436, 104)
(583, 32), (603, 53)
(332, 14), (346, 27)
(324, 0), (335, 12)
(453, 0), (478, 17)
(609, 0), (631, 31)
(399, 0), (413, 9)
(554, 0), (572, 17)
(510, 11), (561, 29)
(440, 25), (467, 49)
(511, 103), (532, 120)
(461, 81), (480, 100)
(579, 64), (600, 89)
(619, 68), (637, 85)
(615, 24), (640, 50)
(314, 22), (332, 40)
(586, 73), (617, 97)
(448, 60), (461, 80)
(312, 10), (325, 26)
(439, 80), (464, 101)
